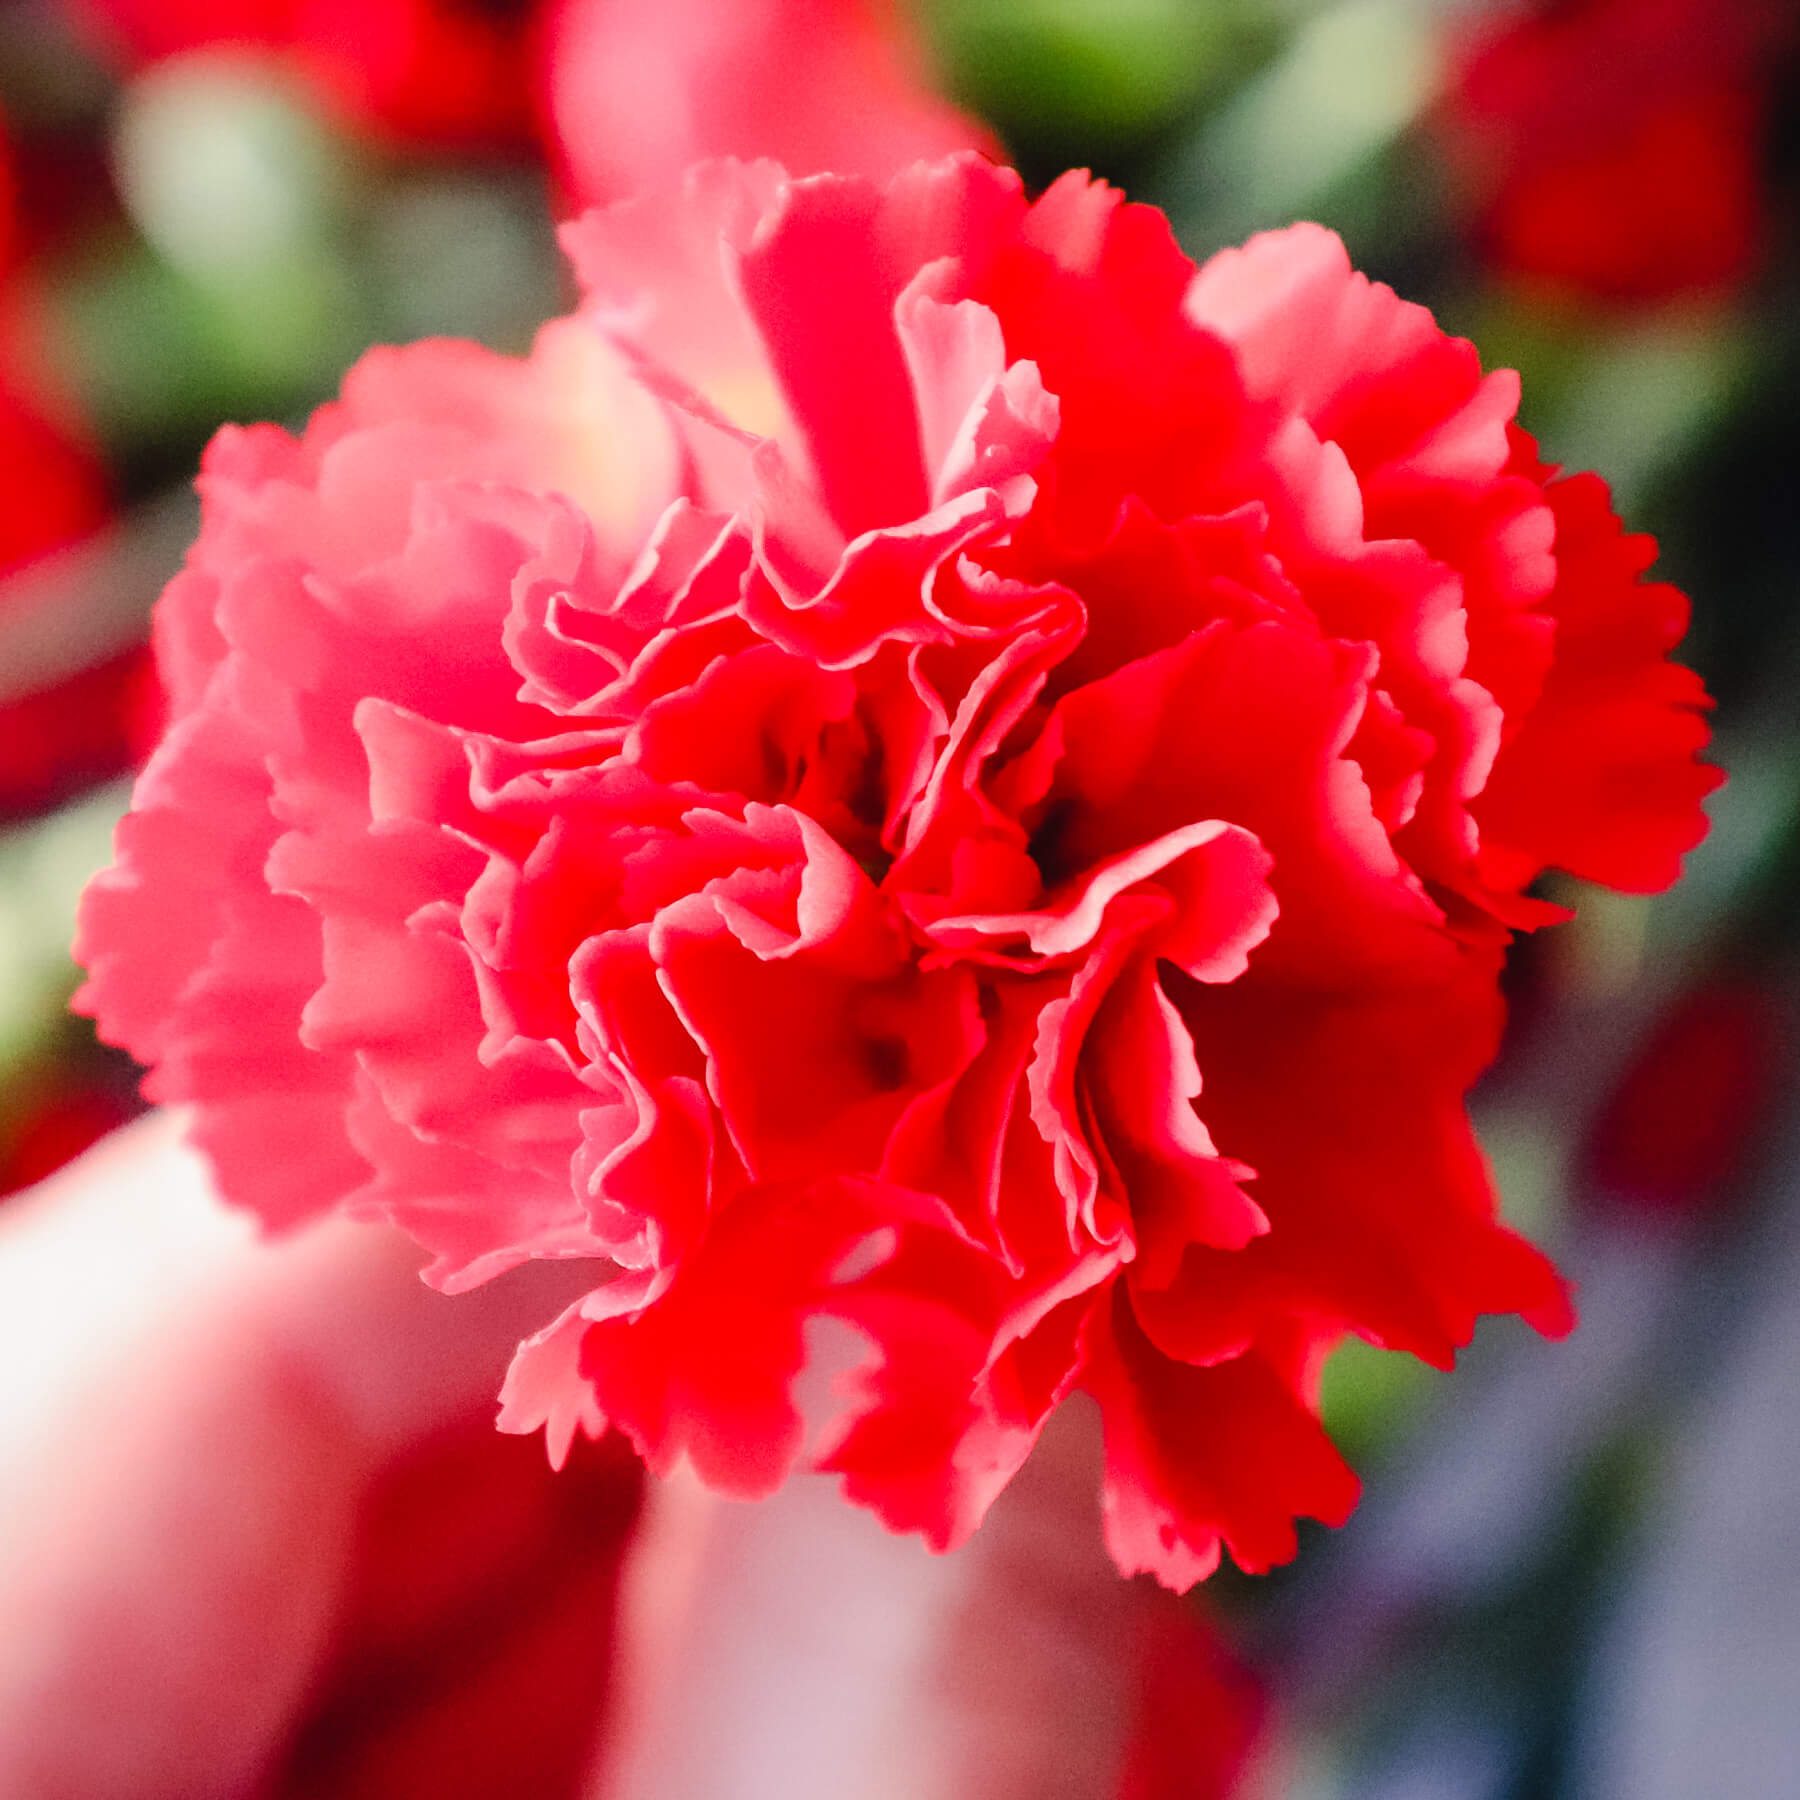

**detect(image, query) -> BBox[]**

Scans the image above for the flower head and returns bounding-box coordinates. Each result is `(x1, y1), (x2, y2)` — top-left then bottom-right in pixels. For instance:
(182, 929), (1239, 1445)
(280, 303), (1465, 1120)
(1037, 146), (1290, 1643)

(76, 155), (1717, 1587)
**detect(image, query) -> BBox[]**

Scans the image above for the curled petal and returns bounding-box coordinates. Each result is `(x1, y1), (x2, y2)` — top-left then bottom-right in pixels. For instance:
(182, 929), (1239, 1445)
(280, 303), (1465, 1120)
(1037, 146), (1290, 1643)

(927, 818), (1275, 980)
(1086, 1292), (1359, 1591)
(1474, 446), (1721, 892)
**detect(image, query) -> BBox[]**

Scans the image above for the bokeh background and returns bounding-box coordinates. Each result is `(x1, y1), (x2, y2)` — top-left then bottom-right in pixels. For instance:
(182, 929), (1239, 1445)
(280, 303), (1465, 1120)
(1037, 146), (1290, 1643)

(3, 0), (1798, 1793)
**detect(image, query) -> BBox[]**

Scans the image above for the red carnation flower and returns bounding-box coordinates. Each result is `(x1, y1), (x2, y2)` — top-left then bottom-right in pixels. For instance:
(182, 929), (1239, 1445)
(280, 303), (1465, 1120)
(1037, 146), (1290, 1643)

(75, 157), (1717, 1588)
(1442, 0), (1793, 306)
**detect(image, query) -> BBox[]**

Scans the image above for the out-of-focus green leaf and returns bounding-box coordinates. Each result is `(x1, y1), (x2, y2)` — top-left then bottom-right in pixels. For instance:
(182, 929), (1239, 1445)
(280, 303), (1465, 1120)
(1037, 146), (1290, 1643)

(1155, 0), (1441, 256)
(358, 169), (564, 354)
(919, 0), (1283, 168)
(1461, 297), (1757, 518)
(0, 784), (129, 1089)
(1319, 1335), (1444, 1466)
(47, 234), (365, 458)
(112, 52), (352, 283)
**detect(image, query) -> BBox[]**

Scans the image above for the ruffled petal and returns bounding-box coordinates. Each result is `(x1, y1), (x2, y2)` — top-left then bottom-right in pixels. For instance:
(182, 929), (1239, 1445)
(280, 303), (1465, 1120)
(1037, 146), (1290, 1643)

(1086, 1291), (1359, 1591)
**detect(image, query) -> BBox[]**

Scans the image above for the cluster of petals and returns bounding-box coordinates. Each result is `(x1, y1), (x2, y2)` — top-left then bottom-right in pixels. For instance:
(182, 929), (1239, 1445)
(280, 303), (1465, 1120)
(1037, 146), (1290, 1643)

(77, 154), (1718, 1587)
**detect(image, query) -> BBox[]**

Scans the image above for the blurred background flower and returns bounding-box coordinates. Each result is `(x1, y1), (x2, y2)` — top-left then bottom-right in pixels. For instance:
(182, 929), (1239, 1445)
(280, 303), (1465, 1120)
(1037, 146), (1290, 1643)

(3, 0), (1799, 1791)
(1438, 0), (1792, 310)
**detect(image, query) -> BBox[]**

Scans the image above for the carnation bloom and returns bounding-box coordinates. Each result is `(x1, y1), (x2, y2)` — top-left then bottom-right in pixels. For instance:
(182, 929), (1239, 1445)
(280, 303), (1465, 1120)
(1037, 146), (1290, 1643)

(1442, 0), (1792, 306)
(76, 155), (1718, 1588)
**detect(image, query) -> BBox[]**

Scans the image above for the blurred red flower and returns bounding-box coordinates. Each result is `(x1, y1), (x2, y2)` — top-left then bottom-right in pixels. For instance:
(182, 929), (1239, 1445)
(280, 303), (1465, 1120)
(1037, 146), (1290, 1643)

(0, 143), (130, 818)
(1118, 1605), (1268, 1800)
(0, 117), (106, 580)
(65, 0), (538, 150)
(269, 1421), (642, 1800)
(1582, 975), (1787, 1217)
(0, 318), (126, 819)
(0, 376), (107, 578)
(539, 0), (992, 206)
(65, 0), (987, 174)
(76, 155), (1716, 1588)
(1443, 0), (1793, 306)
(0, 1078), (139, 1197)
(0, 112), (14, 277)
